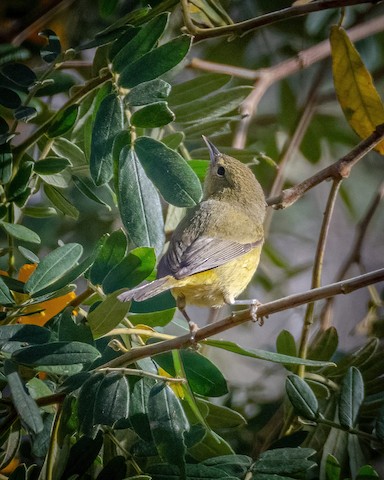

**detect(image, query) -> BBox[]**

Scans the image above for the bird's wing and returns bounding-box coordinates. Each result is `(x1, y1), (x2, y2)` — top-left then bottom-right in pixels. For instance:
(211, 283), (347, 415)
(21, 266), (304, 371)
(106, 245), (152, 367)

(158, 235), (263, 280)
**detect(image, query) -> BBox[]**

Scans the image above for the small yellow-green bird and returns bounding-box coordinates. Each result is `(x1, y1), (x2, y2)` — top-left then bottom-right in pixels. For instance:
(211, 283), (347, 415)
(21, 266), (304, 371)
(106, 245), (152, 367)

(118, 137), (266, 335)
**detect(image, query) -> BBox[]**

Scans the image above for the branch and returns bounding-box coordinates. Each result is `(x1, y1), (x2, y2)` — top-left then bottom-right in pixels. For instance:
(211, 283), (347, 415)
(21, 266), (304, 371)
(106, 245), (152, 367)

(266, 123), (384, 209)
(181, 0), (377, 40)
(99, 268), (384, 369)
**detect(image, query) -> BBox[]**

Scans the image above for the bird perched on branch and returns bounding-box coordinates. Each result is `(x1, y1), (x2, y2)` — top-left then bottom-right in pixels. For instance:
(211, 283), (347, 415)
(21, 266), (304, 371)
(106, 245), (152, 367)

(119, 136), (267, 338)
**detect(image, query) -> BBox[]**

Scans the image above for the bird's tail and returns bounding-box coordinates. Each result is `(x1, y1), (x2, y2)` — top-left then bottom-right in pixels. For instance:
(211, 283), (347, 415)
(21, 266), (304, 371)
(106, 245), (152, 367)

(117, 276), (174, 303)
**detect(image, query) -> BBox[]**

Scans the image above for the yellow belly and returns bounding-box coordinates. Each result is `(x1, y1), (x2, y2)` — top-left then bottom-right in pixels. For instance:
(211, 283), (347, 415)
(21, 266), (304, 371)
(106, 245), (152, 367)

(171, 247), (261, 308)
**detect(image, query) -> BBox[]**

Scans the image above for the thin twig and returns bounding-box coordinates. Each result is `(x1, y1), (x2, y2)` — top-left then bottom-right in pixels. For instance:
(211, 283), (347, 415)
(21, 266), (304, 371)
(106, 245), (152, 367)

(181, 0), (377, 40)
(263, 68), (323, 235)
(97, 367), (186, 383)
(297, 179), (342, 378)
(190, 15), (384, 148)
(267, 123), (384, 209)
(99, 268), (384, 369)
(320, 182), (384, 328)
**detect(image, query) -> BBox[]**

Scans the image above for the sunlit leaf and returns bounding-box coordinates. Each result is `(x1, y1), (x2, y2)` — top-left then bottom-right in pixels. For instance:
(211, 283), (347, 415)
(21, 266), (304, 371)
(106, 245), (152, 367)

(330, 26), (384, 154)
(134, 137), (202, 207)
(0, 221), (40, 245)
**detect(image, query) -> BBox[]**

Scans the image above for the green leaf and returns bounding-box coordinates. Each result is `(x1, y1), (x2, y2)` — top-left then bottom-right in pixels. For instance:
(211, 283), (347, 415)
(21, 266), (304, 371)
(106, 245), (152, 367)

(126, 79), (171, 106)
(276, 330), (297, 371)
(118, 35), (192, 88)
(325, 454), (341, 480)
(147, 463), (238, 479)
(148, 383), (189, 473)
(1, 63), (37, 87)
(23, 206), (57, 218)
(52, 137), (87, 166)
(90, 93), (123, 185)
(34, 156), (71, 174)
(89, 229), (127, 285)
(0, 142), (12, 183)
(60, 431), (103, 479)
(162, 132), (185, 150)
(130, 291), (176, 313)
(0, 276), (14, 306)
(330, 26), (384, 154)
(39, 29), (61, 63)
(201, 454), (251, 477)
(131, 102), (174, 128)
(24, 243), (83, 296)
(154, 349), (228, 397)
(134, 137), (202, 207)
(338, 366), (364, 429)
(43, 184), (79, 218)
(356, 465), (380, 479)
(6, 160), (33, 201)
(252, 447), (317, 476)
(87, 290), (131, 338)
(173, 86), (252, 124)
(130, 377), (156, 441)
(197, 398), (246, 429)
(47, 104), (79, 138)
(129, 308), (176, 328)
(0, 87), (21, 109)
(205, 339), (335, 367)
(102, 246), (156, 294)
(11, 341), (101, 371)
(183, 117), (233, 139)
(168, 73), (231, 106)
(0, 324), (51, 346)
(0, 221), (40, 245)
(72, 175), (112, 210)
(4, 360), (44, 434)
(93, 373), (130, 426)
(99, 0), (119, 17)
(307, 326), (338, 363)
(286, 375), (319, 421)
(117, 146), (165, 255)
(111, 13), (169, 73)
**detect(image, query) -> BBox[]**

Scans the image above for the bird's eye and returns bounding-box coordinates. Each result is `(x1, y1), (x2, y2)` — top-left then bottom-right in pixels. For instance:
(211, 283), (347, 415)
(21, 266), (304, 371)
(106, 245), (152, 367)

(217, 166), (225, 177)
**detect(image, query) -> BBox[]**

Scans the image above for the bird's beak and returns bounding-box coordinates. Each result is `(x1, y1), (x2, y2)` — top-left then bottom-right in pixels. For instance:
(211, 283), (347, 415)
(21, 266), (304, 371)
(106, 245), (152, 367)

(202, 135), (221, 162)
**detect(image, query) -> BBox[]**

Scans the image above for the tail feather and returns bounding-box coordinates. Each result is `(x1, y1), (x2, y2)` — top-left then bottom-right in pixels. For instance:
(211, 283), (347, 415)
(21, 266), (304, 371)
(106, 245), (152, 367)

(118, 276), (173, 303)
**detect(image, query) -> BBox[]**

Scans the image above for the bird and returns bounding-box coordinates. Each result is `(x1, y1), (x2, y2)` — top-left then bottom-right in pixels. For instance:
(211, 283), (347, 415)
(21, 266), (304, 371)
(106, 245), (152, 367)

(118, 136), (267, 338)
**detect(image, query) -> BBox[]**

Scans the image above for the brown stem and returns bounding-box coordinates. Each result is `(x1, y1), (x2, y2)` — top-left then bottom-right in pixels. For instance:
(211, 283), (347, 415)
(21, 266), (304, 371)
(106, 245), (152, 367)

(297, 179), (342, 378)
(181, 0), (378, 40)
(320, 182), (384, 328)
(267, 123), (384, 209)
(98, 267), (384, 369)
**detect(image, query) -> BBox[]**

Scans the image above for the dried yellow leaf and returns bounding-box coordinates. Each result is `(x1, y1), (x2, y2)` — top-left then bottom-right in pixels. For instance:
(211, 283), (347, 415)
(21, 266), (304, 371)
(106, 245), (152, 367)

(330, 25), (384, 155)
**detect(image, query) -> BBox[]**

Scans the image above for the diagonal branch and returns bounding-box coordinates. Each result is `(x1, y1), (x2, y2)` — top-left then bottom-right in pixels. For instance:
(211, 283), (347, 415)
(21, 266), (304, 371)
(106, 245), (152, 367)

(99, 267), (384, 369)
(266, 123), (384, 209)
(181, 0), (378, 40)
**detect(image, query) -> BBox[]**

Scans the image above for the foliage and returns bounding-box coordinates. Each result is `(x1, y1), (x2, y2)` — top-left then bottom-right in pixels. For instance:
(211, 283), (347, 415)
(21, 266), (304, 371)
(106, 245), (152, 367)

(0, 1), (384, 479)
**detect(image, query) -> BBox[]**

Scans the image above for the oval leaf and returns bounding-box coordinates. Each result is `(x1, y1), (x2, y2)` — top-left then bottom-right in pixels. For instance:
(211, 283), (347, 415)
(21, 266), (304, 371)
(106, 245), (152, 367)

(25, 243), (83, 296)
(47, 104), (79, 138)
(117, 146), (165, 255)
(286, 375), (319, 421)
(11, 341), (101, 368)
(330, 26), (384, 154)
(134, 137), (202, 207)
(90, 93), (123, 185)
(111, 13), (169, 73)
(126, 79), (171, 106)
(87, 290), (131, 338)
(93, 373), (130, 426)
(148, 383), (189, 472)
(89, 229), (127, 285)
(338, 366), (364, 429)
(131, 102), (174, 128)
(102, 246), (156, 294)
(0, 221), (40, 245)
(118, 35), (192, 89)
(34, 156), (71, 174)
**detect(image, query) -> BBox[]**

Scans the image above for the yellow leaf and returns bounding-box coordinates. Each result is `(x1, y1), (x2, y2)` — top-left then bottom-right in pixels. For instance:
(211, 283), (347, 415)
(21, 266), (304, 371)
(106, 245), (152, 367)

(330, 25), (384, 155)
